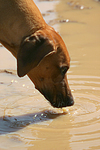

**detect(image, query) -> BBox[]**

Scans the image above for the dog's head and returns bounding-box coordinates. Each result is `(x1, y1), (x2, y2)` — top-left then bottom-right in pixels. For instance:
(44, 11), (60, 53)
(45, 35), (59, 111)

(17, 26), (74, 108)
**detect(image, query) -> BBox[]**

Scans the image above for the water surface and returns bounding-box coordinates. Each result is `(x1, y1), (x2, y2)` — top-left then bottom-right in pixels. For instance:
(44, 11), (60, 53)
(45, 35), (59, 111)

(0, 0), (100, 149)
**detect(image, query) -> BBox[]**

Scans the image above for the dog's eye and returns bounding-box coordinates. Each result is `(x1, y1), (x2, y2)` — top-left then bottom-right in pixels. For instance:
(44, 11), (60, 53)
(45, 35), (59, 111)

(60, 66), (69, 76)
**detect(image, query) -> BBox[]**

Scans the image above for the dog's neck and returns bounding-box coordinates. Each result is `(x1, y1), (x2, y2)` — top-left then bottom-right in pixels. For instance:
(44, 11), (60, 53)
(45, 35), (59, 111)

(0, 0), (46, 58)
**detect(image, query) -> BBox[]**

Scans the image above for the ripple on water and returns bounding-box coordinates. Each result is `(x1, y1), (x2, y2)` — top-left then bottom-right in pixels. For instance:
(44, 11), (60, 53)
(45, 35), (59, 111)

(0, 72), (100, 149)
(66, 75), (100, 149)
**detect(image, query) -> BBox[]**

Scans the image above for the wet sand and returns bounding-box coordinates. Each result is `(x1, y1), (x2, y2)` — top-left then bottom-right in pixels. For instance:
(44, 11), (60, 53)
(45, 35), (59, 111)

(0, 0), (100, 150)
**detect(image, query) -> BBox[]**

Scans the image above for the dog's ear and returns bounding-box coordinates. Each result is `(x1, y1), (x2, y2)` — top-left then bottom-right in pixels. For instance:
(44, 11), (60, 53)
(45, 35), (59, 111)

(17, 31), (55, 77)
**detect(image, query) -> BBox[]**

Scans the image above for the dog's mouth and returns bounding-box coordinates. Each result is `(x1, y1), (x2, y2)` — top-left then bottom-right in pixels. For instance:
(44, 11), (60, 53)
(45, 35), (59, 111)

(51, 94), (74, 108)
(44, 92), (74, 108)
(38, 88), (74, 108)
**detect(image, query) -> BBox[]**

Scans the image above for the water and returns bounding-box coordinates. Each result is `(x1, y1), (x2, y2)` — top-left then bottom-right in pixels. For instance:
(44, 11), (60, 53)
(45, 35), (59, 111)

(0, 0), (100, 149)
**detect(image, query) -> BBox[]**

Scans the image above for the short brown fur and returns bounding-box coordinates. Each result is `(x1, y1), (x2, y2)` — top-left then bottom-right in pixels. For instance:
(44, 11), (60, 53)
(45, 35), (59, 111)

(0, 0), (74, 108)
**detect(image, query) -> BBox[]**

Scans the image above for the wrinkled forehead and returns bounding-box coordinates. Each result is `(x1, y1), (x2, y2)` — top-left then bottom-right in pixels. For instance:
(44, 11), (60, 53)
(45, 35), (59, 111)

(38, 48), (70, 72)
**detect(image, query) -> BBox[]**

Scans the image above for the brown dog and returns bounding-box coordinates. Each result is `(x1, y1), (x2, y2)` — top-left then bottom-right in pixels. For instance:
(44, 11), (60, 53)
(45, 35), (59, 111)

(0, 0), (74, 108)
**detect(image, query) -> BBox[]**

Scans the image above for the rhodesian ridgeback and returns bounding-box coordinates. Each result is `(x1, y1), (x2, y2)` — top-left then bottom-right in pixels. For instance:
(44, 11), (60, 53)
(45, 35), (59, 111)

(0, 0), (74, 108)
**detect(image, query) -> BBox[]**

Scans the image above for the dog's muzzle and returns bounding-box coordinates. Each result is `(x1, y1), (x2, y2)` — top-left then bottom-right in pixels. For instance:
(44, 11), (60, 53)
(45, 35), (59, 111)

(52, 94), (74, 108)
(39, 88), (74, 108)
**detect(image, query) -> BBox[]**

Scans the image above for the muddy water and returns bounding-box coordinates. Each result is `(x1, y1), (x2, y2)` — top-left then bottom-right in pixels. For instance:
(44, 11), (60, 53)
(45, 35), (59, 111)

(0, 0), (100, 150)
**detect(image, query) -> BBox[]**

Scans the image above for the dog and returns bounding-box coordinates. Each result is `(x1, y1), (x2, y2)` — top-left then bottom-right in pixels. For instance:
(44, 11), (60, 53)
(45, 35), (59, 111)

(0, 0), (74, 108)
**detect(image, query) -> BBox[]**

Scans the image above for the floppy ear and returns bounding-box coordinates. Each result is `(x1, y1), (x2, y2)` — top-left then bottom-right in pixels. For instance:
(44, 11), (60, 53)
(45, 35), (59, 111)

(17, 31), (55, 77)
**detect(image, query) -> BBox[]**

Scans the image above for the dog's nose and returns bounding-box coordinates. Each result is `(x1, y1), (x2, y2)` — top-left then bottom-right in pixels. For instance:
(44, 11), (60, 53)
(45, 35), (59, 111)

(66, 96), (74, 106)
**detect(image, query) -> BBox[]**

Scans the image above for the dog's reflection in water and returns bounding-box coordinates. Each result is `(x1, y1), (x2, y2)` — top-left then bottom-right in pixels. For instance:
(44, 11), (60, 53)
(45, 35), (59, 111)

(0, 109), (67, 134)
